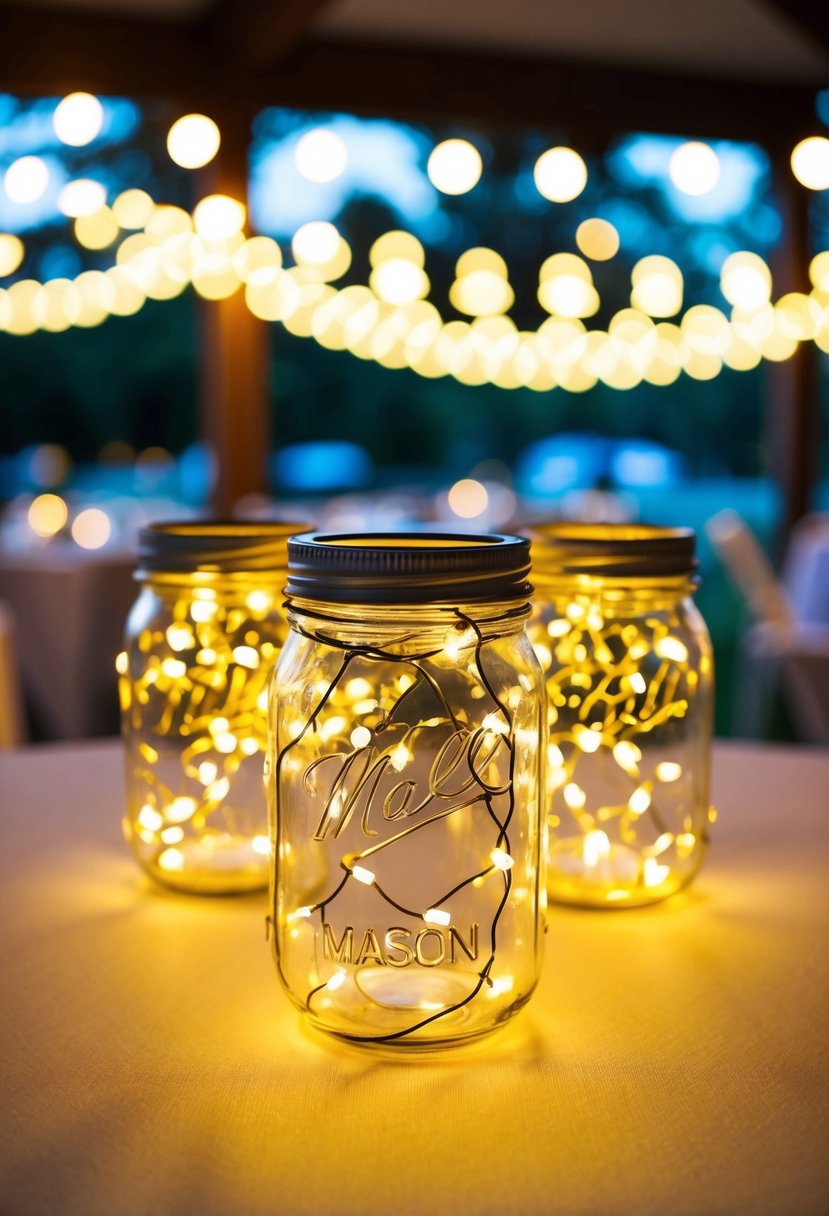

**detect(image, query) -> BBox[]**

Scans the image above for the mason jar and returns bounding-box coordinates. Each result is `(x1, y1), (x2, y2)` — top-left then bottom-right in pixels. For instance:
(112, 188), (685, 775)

(528, 524), (714, 908)
(267, 532), (546, 1048)
(120, 521), (301, 895)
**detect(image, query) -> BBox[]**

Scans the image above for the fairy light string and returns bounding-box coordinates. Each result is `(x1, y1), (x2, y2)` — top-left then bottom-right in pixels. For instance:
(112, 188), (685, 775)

(270, 605), (524, 1043)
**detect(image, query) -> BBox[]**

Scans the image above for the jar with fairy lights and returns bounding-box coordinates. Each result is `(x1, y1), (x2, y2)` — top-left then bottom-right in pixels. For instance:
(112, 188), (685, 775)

(267, 532), (546, 1048)
(528, 524), (714, 909)
(119, 521), (304, 895)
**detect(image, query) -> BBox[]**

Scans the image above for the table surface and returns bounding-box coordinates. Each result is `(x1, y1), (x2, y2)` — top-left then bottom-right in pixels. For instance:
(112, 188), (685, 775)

(1, 739), (828, 1216)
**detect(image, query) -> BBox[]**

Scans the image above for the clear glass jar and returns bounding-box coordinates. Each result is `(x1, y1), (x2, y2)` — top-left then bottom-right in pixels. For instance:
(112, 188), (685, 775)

(528, 524), (714, 908)
(120, 522), (301, 895)
(267, 532), (546, 1048)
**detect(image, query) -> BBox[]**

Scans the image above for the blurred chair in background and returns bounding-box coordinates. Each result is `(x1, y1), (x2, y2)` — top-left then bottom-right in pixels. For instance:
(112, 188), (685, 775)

(707, 509), (829, 745)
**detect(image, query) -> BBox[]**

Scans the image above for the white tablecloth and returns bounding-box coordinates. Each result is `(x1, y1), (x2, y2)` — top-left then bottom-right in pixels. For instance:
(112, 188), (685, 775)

(1, 739), (827, 1216)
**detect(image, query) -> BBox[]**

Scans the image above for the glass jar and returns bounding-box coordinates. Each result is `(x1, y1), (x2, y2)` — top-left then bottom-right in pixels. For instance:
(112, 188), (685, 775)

(528, 524), (714, 908)
(267, 532), (546, 1049)
(120, 521), (302, 895)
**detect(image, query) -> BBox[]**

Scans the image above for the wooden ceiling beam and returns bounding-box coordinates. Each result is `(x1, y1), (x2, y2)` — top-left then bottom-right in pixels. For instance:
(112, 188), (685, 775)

(200, 0), (337, 72)
(0, 5), (818, 148)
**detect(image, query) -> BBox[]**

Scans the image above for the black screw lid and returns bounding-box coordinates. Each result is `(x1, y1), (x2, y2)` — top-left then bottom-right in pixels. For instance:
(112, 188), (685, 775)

(529, 523), (697, 579)
(286, 532), (533, 604)
(137, 521), (308, 575)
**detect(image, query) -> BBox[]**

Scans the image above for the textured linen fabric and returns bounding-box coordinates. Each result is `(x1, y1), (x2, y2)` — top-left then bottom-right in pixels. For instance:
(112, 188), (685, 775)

(0, 739), (827, 1216)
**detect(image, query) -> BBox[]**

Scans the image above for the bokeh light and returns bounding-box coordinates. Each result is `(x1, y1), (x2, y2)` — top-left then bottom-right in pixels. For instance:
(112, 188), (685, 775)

(28, 493), (68, 538)
(533, 147), (587, 203)
(370, 259), (429, 305)
(669, 142), (721, 196)
(369, 231), (425, 268)
(71, 507), (112, 549)
(53, 93), (104, 147)
(75, 205), (119, 250)
(294, 128), (348, 183)
(0, 234), (25, 277)
(193, 195), (246, 240)
(448, 478), (488, 518)
(790, 136), (829, 191)
(427, 139), (483, 195)
(112, 189), (154, 229)
(630, 255), (684, 316)
(292, 221), (340, 265)
(58, 179), (107, 218)
(720, 251), (772, 309)
(4, 156), (49, 204)
(576, 218), (620, 261)
(167, 114), (221, 169)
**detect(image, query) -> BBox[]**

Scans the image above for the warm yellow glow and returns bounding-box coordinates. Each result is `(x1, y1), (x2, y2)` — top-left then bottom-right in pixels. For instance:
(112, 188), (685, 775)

(198, 761), (218, 785)
(669, 141), (720, 195)
(252, 835), (270, 855)
(352, 864), (376, 885)
(161, 826), (184, 845)
(573, 724), (601, 753)
(423, 908), (451, 926)
(232, 645), (259, 669)
(451, 269), (514, 317)
(643, 857), (671, 887)
(720, 251), (772, 310)
(233, 237), (282, 286)
(482, 712), (509, 735)
(294, 128), (348, 183)
(427, 139), (483, 195)
(791, 136), (829, 191)
(158, 847), (185, 872)
(538, 274), (599, 318)
(167, 113), (220, 169)
(165, 624), (195, 652)
(74, 205), (119, 250)
(245, 589), (273, 613)
(70, 506), (111, 549)
(0, 233), (25, 277)
(654, 635), (689, 662)
(656, 761), (682, 782)
(631, 255), (683, 317)
(534, 147), (587, 203)
(613, 740), (642, 773)
(53, 93), (103, 146)
(112, 188), (154, 229)
(456, 247), (508, 278)
(167, 796), (197, 824)
(582, 830), (611, 867)
(4, 156), (49, 204)
(193, 194), (246, 241)
(161, 658), (187, 679)
(809, 251), (829, 293)
(491, 848), (515, 871)
(369, 231), (425, 268)
(58, 179), (107, 218)
(137, 804), (164, 833)
(292, 221), (340, 265)
(628, 671), (647, 694)
(370, 258), (429, 305)
(628, 786), (652, 815)
(326, 969), (347, 991)
(448, 477), (489, 518)
(27, 493), (68, 537)
(350, 725), (372, 748)
(563, 782), (587, 810)
(576, 217), (620, 261)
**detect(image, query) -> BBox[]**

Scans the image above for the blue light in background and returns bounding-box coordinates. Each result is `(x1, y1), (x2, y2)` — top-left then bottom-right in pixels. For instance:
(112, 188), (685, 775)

(273, 441), (373, 493)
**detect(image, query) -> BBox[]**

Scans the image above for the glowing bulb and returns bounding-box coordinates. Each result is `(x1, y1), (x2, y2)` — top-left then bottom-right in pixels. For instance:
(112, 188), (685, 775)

(4, 156), (49, 204)
(58, 179), (107, 218)
(628, 786), (652, 815)
(563, 782), (586, 810)
(583, 830), (611, 867)
(232, 645), (259, 669)
(655, 636), (688, 663)
(137, 805), (164, 833)
(112, 189), (154, 229)
(70, 506), (111, 549)
(53, 93), (103, 146)
(198, 761), (218, 785)
(352, 864), (375, 885)
(491, 848), (515, 871)
(0, 234), (24, 277)
(345, 677), (372, 700)
(427, 139), (483, 195)
(158, 848), (185, 872)
(115, 651), (128, 675)
(482, 712), (509, 736)
(370, 231), (425, 268)
(370, 259), (429, 305)
(547, 618), (570, 638)
(161, 659), (187, 679)
(166, 624), (194, 651)
(252, 836), (270, 855)
(191, 600), (218, 623)
(613, 741), (641, 773)
(533, 147), (587, 203)
(166, 796), (197, 824)
(628, 672), (647, 694)
(644, 857), (671, 887)
(193, 194), (246, 241)
(791, 136), (829, 191)
(27, 493), (67, 537)
(720, 251), (772, 310)
(390, 743), (410, 772)
(167, 114), (220, 169)
(294, 128), (348, 183)
(160, 826), (184, 845)
(350, 726), (371, 748)
(424, 908), (451, 926)
(245, 590), (272, 613)
(447, 477), (488, 518)
(669, 141), (720, 195)
(573, 725), (601, 753)
(656, 761), (682, 783)
(288, 906), (313, 921)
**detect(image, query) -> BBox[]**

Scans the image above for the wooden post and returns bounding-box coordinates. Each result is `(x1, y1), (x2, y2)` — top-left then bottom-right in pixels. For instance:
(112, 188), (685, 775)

(768, 153), (819, 554)
(197, 105), (270, 514)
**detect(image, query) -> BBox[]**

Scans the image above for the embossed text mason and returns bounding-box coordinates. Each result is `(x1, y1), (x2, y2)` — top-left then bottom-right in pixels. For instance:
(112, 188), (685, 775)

(267, 532), (546, 1048)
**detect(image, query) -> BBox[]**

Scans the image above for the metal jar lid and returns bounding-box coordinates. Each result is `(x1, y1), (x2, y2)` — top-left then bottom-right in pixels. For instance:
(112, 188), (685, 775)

(528, 523), (697, 579)
(285, 531), (533, 604)
(137, 521), (307, 575)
